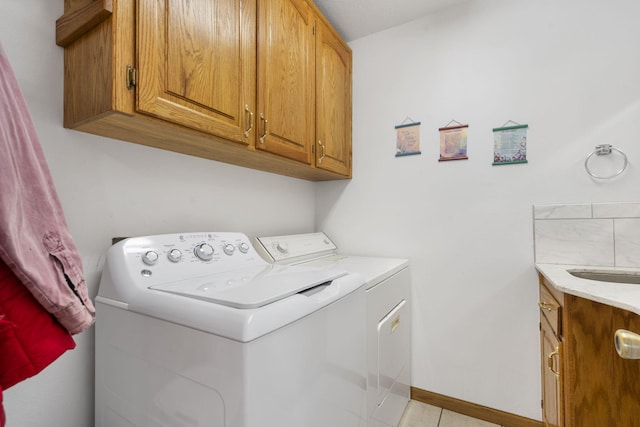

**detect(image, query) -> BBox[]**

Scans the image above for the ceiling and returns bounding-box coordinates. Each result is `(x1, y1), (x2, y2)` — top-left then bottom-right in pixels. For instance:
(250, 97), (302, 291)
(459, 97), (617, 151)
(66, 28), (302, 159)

(313, 0), (469, 42)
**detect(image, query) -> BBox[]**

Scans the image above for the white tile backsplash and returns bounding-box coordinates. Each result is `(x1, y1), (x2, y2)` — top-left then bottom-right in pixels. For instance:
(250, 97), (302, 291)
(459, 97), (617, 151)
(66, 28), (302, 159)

(533, 203), (592, 219)
(593, 201), (640, 218)
(614, 219), (640, 267)
(534, 219), (614, 265)
(534, 201), (640, 267)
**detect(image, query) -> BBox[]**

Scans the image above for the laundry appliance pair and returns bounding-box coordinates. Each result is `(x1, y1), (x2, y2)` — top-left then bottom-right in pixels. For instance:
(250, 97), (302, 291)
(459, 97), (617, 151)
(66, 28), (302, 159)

(95, 231), (410, 427)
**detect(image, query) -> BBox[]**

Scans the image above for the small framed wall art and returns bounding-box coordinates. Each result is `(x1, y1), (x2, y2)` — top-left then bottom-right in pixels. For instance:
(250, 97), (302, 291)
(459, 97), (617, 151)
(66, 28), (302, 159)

(492, 121), (528, 165)
(395, 118), (421, 157)
(438, 120), (468, 161)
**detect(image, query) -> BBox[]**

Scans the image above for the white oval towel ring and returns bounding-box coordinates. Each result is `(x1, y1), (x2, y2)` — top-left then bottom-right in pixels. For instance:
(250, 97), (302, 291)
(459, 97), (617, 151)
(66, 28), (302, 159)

(584, 144), (628, 179)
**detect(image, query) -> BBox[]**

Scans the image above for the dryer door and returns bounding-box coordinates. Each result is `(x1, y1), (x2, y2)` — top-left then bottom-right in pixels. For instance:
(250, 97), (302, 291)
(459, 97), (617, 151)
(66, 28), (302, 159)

(377, 299), (409, 407)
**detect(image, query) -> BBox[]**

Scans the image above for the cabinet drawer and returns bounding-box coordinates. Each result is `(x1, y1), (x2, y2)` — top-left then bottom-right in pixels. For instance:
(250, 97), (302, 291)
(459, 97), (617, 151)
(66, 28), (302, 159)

(540, 282), (562, 337)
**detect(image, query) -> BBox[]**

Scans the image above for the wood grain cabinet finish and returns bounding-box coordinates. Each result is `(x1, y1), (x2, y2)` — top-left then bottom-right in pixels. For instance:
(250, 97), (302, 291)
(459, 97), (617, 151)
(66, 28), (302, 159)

(539, 279), (563, 427)
(539, 275), (640, 427)
(137, 0), (255, 146)
(314, 17), (352, 176)
(57, 0), (351, 181)
(564, 295), (640, 427)
(257, 0), (314, 164)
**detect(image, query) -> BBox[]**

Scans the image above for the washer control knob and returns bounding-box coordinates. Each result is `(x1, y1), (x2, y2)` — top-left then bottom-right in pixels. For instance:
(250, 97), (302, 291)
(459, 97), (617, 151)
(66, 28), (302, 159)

(167, 248), (182, 263)
(276, 242), (289, 254)
(194, 243), (214, 261)
(238, 242), (250, 253)
(142, 250), (159, 266)
(223, 243), (235, 255)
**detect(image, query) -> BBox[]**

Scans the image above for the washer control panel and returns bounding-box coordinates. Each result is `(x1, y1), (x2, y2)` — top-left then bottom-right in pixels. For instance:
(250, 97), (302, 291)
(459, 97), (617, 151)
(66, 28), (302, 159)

(111, 232), (265, 286)
(254, 232), (337, 264)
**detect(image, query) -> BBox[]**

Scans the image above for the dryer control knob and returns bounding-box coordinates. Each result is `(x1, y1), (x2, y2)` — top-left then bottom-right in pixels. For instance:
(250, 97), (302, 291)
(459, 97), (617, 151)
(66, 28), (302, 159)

(142, 250), (159, 266)
(167, 248), (182, 263)
(194, 243), (214, 261)
(238, 242), (250, 253)
(223, 243), (235, 255)
(276, 242), (289, 254)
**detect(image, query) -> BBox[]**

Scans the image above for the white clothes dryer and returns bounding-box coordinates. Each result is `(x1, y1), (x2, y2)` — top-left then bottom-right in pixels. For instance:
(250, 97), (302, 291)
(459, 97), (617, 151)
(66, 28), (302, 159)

(95, 232), (368, 427)
(254, 232), (411, 427)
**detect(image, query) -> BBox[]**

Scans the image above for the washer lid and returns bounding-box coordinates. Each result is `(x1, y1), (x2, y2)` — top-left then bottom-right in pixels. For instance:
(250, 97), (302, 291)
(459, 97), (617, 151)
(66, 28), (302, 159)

(149, 264), (347, 309)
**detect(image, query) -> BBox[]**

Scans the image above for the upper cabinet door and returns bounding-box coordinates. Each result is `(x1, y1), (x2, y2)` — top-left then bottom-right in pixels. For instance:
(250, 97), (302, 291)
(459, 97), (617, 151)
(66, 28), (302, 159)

(315, 19), (352, 176)
(137, 0), (256, 145)
(257, 0), (315, 164)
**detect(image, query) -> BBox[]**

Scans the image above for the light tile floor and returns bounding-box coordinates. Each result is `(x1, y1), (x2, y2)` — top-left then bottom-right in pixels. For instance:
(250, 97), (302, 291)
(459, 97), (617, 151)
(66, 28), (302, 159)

(398, 401), (503, 427)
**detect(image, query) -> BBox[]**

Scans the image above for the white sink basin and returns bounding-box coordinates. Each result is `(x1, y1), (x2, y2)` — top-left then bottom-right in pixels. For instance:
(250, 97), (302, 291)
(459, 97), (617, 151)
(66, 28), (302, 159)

(568, 269), (640, 284)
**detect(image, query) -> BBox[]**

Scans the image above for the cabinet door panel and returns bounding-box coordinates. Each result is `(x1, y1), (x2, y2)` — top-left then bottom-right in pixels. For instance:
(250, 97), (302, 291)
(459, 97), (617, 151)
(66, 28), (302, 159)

(257, 0), (314, 163)
(541, 316), (562, 427)
(137, 0), (255, 144)
(564, 295), (614, 427)
(610, 306), (640, 426)
(315, 19), (351, 176)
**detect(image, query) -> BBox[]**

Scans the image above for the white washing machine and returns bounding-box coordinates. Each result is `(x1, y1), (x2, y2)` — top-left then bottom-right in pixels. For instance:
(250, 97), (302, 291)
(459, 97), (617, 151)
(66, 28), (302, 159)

(254, 232), (411, 427)
(95, 232), (368, 427)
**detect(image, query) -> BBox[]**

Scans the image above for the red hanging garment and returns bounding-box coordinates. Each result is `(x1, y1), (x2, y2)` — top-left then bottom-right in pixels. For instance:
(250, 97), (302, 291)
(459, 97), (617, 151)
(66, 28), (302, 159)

(0, 259), (75, 423)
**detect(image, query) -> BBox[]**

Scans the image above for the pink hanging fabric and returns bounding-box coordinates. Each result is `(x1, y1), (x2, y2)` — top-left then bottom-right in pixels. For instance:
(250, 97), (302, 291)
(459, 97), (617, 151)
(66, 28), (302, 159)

(0, 41), (94, 333)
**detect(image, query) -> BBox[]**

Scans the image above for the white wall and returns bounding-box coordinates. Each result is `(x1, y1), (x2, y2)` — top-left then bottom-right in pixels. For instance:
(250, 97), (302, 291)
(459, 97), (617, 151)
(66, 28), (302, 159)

(4, 0), (640, 425)
(317, 0), (640, 421)
(0, 1), (315, 426)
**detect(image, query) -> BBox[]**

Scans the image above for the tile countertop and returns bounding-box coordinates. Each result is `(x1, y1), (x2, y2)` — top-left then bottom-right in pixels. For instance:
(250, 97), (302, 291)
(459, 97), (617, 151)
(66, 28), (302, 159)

(536, 263), (640, 316)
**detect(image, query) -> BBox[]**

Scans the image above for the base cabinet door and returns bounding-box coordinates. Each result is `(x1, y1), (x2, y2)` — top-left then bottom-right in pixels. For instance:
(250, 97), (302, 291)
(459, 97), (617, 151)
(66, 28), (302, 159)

(541, 275), (640, 427)
(564, 295), (640, 427)
(611, 308), (640, 426)
(539, 278), (564, 427)
(541, 316), (563, 427)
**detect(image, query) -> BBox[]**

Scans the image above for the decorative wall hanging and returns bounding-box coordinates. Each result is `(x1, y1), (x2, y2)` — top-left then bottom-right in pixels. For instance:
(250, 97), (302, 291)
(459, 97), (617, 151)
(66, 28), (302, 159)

(395, 117), (421, 157)
(438, 120), (468, 161)
(492, 121), (528, 165)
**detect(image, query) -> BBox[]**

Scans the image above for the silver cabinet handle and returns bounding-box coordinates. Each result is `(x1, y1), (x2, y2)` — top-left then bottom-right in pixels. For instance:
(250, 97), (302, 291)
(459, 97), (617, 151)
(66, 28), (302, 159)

(615, 329), (640, 359)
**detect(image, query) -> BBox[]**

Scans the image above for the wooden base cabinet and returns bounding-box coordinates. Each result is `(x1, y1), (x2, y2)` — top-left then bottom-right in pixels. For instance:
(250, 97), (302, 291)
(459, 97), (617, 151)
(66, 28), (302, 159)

(539, 275), (640, 427)
(57, 0), (351, 181)
(539, 279), (564, 427)
(541, 316), (562, 427)
(564, 295), (640, 426)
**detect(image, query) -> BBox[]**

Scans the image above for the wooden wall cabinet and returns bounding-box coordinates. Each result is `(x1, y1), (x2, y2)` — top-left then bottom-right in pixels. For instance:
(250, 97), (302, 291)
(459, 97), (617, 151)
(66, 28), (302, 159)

(539, 275), (640, 427)
(314, 17), (352, 176)
(257, 0), (314, 164)
(57, 0), (351, 181)
(136, 0), (255, 147)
